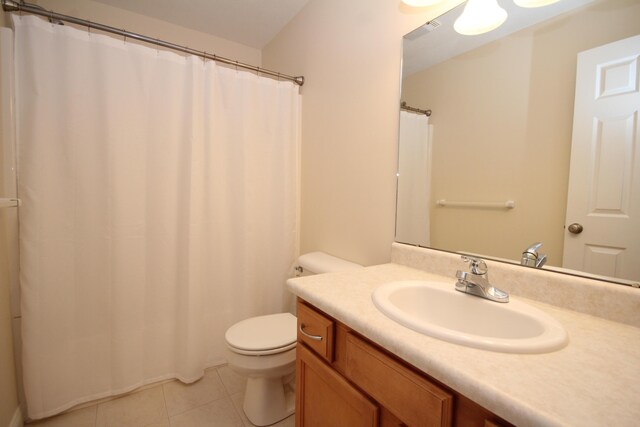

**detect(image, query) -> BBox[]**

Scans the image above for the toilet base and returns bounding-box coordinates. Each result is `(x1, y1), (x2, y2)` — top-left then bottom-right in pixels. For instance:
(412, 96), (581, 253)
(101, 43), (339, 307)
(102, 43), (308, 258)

(243, 376), (295, 426)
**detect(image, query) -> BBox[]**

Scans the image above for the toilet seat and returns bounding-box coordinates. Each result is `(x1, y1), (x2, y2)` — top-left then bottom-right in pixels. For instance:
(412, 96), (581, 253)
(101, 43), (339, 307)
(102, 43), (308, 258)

(226, 313), (297, 356)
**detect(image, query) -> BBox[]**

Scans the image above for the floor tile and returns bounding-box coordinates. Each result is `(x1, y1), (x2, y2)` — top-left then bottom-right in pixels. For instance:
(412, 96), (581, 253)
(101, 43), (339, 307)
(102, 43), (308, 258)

(169, 397), (243, 427)
(95, 386), (168, 427)
(230, 391), (294, 427)
(163, 373), (226, 417)
(28, 405), (97, 427)
(272, 415), (295, 427)
(229, 392), (250, 427)
(216, 365), (247, 395)
(25, 369), (292, 427)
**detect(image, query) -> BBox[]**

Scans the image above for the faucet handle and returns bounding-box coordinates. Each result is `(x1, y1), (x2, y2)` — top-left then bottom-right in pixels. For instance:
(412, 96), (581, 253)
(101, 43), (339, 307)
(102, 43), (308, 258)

(523, 242), (543, 255)
(461, 255), (487, 275)
(521, 242), (547, 268)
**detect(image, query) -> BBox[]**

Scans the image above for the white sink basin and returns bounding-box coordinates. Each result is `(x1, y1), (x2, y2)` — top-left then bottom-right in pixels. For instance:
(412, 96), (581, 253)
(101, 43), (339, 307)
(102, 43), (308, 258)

(372, 280), (568, 354)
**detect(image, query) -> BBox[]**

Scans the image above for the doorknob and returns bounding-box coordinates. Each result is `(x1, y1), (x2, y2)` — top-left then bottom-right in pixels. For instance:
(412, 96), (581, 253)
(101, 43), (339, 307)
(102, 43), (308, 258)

(568, 223), (583, 234)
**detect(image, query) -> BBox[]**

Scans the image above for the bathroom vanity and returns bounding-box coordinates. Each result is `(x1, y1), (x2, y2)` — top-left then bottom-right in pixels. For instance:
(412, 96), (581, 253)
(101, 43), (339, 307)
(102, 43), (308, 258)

(296, 300), (511, 426)
(287, 244), (640, 426)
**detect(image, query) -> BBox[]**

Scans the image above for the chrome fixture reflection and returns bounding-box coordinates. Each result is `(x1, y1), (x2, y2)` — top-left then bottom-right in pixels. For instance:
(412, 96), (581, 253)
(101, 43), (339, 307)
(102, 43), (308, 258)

(521, 242), (547, 268)
(455, 255), (509, 303)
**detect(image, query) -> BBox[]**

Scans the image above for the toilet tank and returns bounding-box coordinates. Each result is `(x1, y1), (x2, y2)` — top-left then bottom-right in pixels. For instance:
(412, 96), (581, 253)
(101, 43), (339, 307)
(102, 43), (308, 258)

(296, 251), (363, 276)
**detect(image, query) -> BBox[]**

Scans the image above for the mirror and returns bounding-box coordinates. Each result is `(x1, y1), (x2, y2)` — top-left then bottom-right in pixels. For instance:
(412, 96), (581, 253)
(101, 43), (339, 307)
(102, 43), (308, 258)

(397, 0), (640, 285)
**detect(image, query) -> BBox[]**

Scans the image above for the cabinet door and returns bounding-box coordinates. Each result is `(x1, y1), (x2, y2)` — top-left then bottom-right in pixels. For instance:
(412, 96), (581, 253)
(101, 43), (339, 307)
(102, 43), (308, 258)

(296, 343), (378, 427)
(344, 333), (452, 427)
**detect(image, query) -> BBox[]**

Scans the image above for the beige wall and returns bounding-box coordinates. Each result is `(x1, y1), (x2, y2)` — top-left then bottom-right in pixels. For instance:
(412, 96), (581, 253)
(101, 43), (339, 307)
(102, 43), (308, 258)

(402, 0), (640, 266)
(263, 0), (463, 266)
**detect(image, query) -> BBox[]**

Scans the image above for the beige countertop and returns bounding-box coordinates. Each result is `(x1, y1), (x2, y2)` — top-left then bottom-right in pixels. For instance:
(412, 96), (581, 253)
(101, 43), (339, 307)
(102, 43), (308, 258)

(287, 262), (640, 427)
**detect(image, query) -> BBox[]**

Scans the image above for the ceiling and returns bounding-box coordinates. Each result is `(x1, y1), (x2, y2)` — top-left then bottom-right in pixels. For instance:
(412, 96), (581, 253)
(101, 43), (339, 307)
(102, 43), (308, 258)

(91, 0), (311, 49)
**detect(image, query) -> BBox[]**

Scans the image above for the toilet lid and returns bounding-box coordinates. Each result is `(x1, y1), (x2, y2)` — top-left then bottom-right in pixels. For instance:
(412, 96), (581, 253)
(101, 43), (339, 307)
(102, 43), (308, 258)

(225, 313), (297, 353)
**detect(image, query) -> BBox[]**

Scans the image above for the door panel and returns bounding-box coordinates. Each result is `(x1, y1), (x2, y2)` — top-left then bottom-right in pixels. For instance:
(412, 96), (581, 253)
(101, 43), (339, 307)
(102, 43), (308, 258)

(563, 35), (640, 282)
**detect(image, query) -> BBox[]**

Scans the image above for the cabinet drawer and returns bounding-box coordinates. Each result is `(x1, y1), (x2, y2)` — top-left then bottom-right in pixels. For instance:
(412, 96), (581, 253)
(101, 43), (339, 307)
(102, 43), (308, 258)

(297, 301), (335, 362)
(345, 333), (453, 427)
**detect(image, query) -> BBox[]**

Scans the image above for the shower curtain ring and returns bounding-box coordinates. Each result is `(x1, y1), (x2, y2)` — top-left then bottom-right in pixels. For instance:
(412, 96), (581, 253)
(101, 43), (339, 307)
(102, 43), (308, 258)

(235, 60), (239, 72)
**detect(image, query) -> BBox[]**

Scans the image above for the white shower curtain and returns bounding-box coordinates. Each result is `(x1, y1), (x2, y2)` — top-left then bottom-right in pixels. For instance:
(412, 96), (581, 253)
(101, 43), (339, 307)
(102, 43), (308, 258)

(13, 15), (300, 419)
(396, 110), (431, 247)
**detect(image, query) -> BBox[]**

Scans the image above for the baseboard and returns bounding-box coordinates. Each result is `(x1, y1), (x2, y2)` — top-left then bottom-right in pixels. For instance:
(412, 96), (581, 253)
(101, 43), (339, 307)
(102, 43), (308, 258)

(9, 406), (23, 427)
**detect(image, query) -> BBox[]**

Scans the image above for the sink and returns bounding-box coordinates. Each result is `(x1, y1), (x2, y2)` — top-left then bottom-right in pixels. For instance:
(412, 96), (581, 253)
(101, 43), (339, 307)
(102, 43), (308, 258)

(372, 280), (568, 353)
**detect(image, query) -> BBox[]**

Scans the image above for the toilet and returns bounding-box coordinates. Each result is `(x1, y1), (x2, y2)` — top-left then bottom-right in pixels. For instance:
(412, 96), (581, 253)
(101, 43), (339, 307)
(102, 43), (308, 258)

(225, 251), (363, 426)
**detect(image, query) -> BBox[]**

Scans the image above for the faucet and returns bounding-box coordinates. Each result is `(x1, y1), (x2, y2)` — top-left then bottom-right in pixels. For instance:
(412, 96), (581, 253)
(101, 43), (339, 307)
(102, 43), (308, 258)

(455, 255), (509, 303)
(521, 242), (547, 268)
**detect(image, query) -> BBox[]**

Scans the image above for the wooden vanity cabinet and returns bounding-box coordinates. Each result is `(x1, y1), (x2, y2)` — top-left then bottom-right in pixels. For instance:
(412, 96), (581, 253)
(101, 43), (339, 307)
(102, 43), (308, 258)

(296, 300), (512, 427)
(297, 343), (379, 427)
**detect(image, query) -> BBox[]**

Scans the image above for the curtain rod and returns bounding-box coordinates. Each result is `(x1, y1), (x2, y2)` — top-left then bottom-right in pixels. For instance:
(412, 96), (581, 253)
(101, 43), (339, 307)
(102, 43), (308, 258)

(1, 0), (305, 86)
(400, 101), (431, 117)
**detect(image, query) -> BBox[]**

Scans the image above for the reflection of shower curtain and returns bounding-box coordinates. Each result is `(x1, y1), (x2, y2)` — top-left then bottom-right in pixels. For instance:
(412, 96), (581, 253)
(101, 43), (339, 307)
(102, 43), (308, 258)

(13, 16), (300, 419)
(396, 110), (431, 247)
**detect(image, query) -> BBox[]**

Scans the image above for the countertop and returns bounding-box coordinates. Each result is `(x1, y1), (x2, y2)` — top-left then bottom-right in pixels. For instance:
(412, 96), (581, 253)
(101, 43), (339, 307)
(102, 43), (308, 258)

(287, 263), (640, 427)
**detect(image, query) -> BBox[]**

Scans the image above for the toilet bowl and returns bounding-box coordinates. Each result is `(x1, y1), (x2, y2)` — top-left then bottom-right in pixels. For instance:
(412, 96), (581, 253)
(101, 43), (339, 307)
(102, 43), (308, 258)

(225, 313), (297, 426)
(225, 252), (363, 426)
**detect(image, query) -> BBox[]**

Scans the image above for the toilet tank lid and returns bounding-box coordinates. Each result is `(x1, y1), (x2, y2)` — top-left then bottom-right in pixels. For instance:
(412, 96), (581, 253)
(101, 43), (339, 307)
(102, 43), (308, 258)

(297, 251), (363, 274)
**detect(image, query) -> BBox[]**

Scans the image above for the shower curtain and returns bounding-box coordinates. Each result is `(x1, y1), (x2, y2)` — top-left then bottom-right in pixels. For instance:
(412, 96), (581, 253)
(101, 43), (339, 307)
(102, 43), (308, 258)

(12, 15), (300, 419)
(396, 110), (431, 247)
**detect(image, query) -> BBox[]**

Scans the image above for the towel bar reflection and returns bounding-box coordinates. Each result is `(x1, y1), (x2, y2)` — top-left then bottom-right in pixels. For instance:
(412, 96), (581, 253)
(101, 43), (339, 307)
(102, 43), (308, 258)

(436, 199), (515, 209)
(0, 198), (21, 208)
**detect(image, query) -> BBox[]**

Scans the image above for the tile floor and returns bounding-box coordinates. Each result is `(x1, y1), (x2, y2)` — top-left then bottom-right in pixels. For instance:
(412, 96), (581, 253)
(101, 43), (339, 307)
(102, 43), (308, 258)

(27, 365), (295, 427)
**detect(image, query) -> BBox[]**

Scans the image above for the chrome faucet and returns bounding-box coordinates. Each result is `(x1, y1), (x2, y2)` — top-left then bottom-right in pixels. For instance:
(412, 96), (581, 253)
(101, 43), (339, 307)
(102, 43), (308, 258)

(455, 255), (509, 303)
(521, 242), (547, 268)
